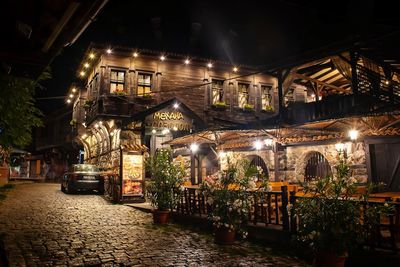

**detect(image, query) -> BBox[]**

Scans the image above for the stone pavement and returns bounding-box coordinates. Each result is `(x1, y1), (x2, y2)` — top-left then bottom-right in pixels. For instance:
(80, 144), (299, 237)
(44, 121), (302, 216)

(0, 183), (309, 267)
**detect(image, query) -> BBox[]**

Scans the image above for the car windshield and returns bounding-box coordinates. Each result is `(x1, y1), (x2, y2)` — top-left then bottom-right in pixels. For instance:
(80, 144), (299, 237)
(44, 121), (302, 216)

(73, 164), (99, 172)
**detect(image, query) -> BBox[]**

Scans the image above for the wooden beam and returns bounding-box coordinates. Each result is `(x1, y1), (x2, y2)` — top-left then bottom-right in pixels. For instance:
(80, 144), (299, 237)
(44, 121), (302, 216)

(294, 73), (346, 92)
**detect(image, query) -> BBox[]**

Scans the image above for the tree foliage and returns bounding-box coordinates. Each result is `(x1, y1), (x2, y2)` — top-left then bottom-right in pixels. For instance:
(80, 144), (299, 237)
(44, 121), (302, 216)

(0, 72), (49, 149)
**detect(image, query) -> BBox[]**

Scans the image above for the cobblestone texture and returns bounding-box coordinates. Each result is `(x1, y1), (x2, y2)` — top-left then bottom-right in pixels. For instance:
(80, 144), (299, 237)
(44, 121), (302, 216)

(0, 183), (309, 266)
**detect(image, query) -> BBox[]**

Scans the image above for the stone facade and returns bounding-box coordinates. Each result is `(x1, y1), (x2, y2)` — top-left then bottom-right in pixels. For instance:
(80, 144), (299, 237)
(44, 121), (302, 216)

(222, 141), (368, 183)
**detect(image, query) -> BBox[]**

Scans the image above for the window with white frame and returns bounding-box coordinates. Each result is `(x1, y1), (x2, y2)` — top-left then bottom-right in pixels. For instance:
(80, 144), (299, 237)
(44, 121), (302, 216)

(261, 85), (273, 110)
(211, 79), (224, 104)
(137, 73), (152, 96)
(238, 83), (249, 108)
(110, 70), (125, 93)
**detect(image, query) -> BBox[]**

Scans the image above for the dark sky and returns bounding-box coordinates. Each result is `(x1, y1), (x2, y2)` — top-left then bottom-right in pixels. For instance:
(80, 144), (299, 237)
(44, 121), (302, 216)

(37, 0), (399, 113)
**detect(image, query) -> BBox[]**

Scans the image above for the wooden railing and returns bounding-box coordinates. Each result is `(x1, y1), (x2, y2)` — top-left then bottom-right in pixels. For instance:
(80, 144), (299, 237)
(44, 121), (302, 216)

(175, 186), (400, 252)
(175, 186), (290, 230)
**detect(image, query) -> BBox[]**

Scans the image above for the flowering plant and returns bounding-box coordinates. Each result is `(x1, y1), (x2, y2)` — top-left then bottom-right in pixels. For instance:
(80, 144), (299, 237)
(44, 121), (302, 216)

(201, 158), (269, 238)
(293, 155), (393, 255)
(145, 149), (185, 211)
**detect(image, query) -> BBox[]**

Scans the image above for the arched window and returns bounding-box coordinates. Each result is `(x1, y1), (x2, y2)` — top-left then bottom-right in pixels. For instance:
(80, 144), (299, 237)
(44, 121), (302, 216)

(304, 152), (332, 182)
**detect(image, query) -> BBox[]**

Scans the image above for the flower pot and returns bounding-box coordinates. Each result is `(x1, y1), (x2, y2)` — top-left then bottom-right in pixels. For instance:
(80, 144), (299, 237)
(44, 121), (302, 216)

(314, 251), (347, 267)
(152, 209), (170, 224)
(214, 227), (235, 245)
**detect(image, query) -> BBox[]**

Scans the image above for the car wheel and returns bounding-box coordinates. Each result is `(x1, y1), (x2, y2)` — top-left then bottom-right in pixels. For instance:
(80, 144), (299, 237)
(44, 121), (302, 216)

(66, 181), (76, 194)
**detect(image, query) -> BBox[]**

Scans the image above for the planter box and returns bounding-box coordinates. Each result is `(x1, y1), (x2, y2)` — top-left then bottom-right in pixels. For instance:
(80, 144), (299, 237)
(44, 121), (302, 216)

(212, 105), (228, 111)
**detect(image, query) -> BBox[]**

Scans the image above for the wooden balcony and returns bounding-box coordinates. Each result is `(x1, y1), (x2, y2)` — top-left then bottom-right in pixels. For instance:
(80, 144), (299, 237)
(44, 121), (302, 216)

(85, 95), (134, 124)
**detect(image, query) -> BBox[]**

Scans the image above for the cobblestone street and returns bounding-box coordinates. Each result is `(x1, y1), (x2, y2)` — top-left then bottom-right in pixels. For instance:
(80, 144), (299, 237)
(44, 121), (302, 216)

(0, 183), (308, 266)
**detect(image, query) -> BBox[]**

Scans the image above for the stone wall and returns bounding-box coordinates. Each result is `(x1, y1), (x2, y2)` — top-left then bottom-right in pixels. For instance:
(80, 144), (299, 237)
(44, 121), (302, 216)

(221, 141), (368, 183)
(284, 141), (367, 183)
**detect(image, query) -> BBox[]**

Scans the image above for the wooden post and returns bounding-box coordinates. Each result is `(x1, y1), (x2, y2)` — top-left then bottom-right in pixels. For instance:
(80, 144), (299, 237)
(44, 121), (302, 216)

(289, 191), (297, 233)
(274, 143), (280, 182)
(277, 70), (284, 120)
(281, 185), (289, 231)
(350, 50), (359, 95)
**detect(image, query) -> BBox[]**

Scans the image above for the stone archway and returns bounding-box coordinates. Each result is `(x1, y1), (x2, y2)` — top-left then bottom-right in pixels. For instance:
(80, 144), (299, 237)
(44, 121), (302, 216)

(294, 150), (335, 182)
(246, 154), (269, 179)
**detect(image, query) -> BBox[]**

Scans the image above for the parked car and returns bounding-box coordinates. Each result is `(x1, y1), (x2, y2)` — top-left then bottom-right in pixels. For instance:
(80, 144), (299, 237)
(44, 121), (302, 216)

(61, 164), (104, 194)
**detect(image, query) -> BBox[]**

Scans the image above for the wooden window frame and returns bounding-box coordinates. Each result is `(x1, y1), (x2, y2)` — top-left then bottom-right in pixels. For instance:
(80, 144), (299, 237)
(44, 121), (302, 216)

(136, 72), (153, 97)
(110, 69), (126, 94)
(238, 82), (250, 108)
(261, 84), (273, 110)
(211, 79), (225, 105)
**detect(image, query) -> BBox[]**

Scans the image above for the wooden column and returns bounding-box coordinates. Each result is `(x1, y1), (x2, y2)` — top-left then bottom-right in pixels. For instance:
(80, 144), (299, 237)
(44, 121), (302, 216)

(350, 50), (359, 95)
(274, 145), (279, 182)
(277, 70), (284, 120)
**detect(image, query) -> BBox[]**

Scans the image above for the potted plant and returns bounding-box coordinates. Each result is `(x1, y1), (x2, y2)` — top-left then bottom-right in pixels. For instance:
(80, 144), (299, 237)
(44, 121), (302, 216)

(145, 149), (185, 224)
(69, 119), (77, 126)
(115, 91), (127, 96)
(201, 158), (268, 244)
(292, 156), (393, 267)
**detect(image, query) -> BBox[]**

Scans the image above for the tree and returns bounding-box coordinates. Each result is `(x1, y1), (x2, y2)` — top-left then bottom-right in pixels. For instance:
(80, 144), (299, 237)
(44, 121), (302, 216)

(0, 71), (49, 164)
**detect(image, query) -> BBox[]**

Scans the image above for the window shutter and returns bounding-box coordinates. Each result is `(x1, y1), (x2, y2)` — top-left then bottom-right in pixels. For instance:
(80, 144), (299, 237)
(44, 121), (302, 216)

(255, 84), (261, 111)
(231, 82), (238, 108)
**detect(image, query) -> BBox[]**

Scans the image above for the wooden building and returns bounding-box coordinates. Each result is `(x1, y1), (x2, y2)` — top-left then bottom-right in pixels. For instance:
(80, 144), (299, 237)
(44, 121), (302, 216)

(70, 44), (278, 200)
(71, 43), (400, 197)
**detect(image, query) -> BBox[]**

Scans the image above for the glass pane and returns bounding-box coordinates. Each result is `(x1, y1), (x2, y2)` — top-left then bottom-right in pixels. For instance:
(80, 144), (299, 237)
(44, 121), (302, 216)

(144, 75), (151, 85)
(118, 72), (125, 82)
(110, 83), (117, 93)
(116, 83), (124, 91)
(111, 71), (118, 80)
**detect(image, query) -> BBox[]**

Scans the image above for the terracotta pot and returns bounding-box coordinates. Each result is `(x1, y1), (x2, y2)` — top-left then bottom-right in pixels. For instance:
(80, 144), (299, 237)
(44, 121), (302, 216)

(152, 209), (170, 224)
(214, 227), (235, 245)
(314, 251), (347, 267)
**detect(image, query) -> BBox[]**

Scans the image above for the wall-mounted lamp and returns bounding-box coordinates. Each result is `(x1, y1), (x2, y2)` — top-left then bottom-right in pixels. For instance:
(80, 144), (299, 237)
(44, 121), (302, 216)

(253, 140), (263, 150)
(190, 143), (199, 153)
(348, 129), (359, 141)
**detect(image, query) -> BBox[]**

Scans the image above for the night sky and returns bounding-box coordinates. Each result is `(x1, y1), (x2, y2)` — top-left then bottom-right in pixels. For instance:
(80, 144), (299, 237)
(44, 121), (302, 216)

(37, 0), (399, 113)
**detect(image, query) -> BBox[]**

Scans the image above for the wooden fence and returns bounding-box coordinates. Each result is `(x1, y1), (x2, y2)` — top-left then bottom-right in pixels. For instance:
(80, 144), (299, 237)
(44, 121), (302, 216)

(175, 186), (400, 252)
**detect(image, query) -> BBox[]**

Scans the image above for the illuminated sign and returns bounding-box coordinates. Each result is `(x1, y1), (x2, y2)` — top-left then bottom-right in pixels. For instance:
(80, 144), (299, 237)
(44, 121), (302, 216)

(146, 109), (193, 131)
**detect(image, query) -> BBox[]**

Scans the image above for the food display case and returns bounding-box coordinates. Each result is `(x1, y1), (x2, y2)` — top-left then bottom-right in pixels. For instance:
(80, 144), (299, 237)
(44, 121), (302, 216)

(121, 152), (145, 201)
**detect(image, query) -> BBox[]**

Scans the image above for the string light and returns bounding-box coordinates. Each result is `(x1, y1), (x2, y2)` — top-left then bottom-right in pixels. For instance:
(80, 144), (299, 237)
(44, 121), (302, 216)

(184, 59), (190, 64)
(84, 63), (89, 68)
(233, 67), (238, 72)
(71, 88), (77, 93)
(89, 53), (95, 59)
(173, 103), (179, 109)
(207, 62), (213, 68)
(69, 94), (74, 98)
(106, 49), (112, 54)
(133, 52), (138, 58)
(160, 55), (166, 61)
(80, 71), (85, 77)
(66, 99), (71, 104)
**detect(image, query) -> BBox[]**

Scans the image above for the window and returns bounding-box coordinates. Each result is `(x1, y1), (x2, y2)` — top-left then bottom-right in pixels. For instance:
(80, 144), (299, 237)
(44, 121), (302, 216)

(212, 79), (224, 104)
(238, 83), (249, 108)
(137, 73), (152, 96)
(261, 85), (273, 110)
(110, 70), (125, 93)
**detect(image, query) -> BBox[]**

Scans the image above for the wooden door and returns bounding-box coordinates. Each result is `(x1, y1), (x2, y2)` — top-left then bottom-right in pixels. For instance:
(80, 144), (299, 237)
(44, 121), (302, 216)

(369, 142), (400, 191)
(304, 152), (332, 182)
